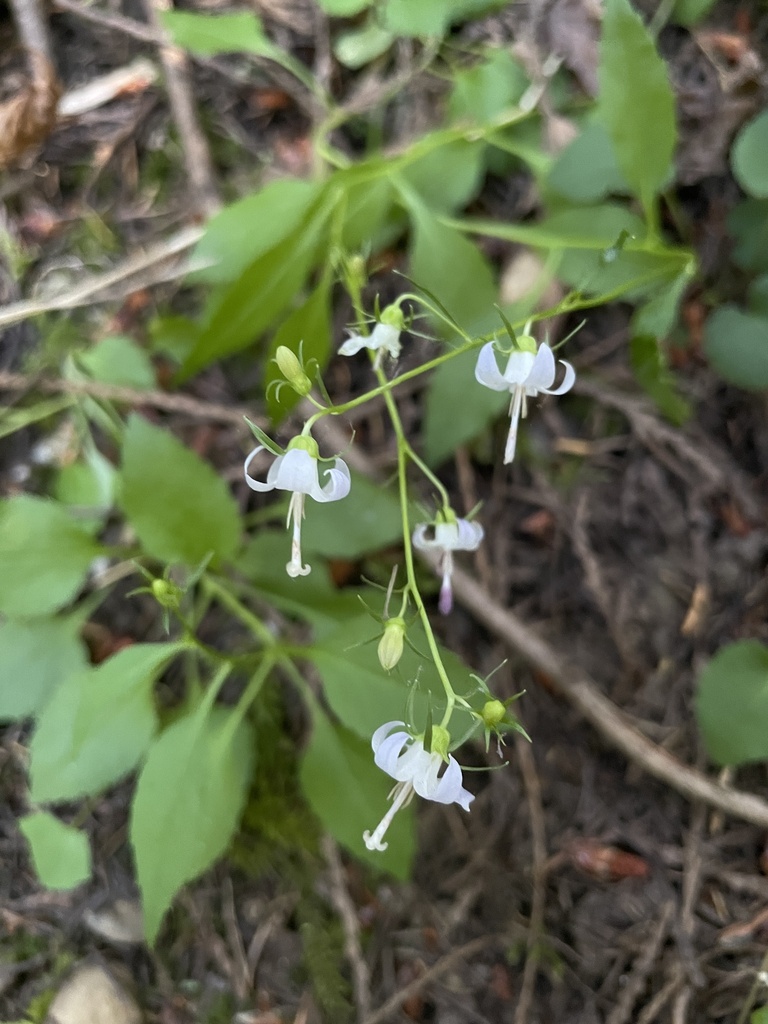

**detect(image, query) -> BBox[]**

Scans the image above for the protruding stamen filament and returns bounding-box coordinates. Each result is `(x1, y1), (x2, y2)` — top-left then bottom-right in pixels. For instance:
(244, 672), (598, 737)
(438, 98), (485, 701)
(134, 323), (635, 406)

(286, 493), (310, 578)
(363, 781), (414, 852)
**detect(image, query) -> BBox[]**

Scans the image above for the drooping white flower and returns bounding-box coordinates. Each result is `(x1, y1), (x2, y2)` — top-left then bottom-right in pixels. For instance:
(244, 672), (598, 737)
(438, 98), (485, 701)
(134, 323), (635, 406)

(244, 437), (350, 578)
(364, 721), (474, 852)
(412, 516), (483, 615)
(339, 304), (404, 367)
(474, 338), (575, 464)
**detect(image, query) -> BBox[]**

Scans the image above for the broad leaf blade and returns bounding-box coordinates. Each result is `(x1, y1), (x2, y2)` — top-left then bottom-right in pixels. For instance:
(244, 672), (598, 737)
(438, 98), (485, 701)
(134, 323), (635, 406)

(598, 0), (676, 217)
(696, 641), (768, 766)
(0, 615), (88, 720)
(30, 643), (182, 803)
(703, 306), (768, 391)
(121, 415), (242, 566)
(20, 812), (91, 890)
(131, 706), (255, 944)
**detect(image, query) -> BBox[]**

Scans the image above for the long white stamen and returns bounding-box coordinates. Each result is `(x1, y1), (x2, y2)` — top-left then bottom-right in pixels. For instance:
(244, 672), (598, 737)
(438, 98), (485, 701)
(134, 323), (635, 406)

(363, 781), (413, 851)
(286, 493), (311, 578)
(438, 551), (454, 615)
(504, 387), (524, 464)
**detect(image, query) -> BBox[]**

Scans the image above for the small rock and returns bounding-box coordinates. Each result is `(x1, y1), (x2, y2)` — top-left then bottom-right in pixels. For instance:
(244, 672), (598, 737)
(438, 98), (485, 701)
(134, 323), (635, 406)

(46, 961), (142, 1024)
(83, 899), (145, 945)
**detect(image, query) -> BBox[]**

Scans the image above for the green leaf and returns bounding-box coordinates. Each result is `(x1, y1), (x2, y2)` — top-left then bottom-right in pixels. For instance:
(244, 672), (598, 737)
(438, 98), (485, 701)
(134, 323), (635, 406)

(339, 174), (395, 251)
(55, 445), (116, 520)
(0, 496), (102, 617)
(729, 200), (768, 273)
(311, 614), (473, 740)
(180, 210), (329, 379)
(316, 0), (371, 13)
(751, 1007), (768, 1024)
(400, 140), (485, 214)
(548, 120), (628, 204)
(121, 415), (241, 566)
(193, 179), (323, 284)
(747, 274), (768, 318)
(631, 270), (691, 340)
(407, 203), (498, 335)
(302, 470), (405, 559)
(629, 334), (690, 425)
(703, 306), (768, 390)
(161, 10), (276, 57)
(732, 110), (768, 199)
(20, 812), (91, 890)
(77, 336), (155, 389)
(424, 348), (507, 466)
(448, 49), (528, 126)
(30, 643), (181, 803)
(672, 0), (716, 24)
(240, 531), (362, 638)
(335, 21), (393, 69)
(383, 0), (501, 36)
(0, 396), (73, 442)
(0, 615), (88, 721)
(131, 705), (255, 944)
(696, 640), (768, 766)
(300, 703), (414, 878)
(598, 0), (676, 216)
(265, 282), (331, 422)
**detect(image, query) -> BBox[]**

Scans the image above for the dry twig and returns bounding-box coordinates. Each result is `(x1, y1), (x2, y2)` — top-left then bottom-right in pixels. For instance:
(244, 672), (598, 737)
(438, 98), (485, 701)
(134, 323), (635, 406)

(606, 901), (675, 1024)
(321, 835), (372, 1023)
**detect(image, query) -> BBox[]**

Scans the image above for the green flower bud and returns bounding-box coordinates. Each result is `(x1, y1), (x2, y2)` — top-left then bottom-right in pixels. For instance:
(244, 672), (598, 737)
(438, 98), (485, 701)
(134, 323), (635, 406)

(151, 578), (182, 610)
(516, 334), (538, 354)
(275, 346), (312, 395)
(377, 617), (406, 671)
(287, 434), (320, 459)
(481, 699), (506, 728)
(380, 303), (406, 331)
(429, 724), (451, 761)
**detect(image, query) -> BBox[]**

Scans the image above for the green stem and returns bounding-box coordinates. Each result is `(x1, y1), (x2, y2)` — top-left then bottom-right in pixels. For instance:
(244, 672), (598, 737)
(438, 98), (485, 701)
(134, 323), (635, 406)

(224, 654), (276, 739)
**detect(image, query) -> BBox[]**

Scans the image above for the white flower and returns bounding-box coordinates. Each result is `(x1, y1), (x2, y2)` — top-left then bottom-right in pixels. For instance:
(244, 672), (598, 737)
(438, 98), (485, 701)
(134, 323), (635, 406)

(474, 340), (575, 464)
(364, 721), (474, 852)
(339, 304), (405, 367)
(412, 518), (483, 615)
(244, 441), (350, 578)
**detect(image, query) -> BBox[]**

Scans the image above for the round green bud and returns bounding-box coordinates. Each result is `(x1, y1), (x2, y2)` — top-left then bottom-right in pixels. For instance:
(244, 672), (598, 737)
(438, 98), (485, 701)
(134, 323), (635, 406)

(380, 303), (406, 331)
(516, 334), (538, 354)
(287, 434), (319, 459)
(151, 578), (181, 610)
(481, 699), (506, 728)
(429, 724), (451, 760)
(377, 617), (406, 671)
(275, 346), (312, 396)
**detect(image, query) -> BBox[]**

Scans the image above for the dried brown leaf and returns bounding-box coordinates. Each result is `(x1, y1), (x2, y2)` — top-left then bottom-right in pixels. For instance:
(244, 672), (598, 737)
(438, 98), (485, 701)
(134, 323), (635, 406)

(0, 49), (62, 170)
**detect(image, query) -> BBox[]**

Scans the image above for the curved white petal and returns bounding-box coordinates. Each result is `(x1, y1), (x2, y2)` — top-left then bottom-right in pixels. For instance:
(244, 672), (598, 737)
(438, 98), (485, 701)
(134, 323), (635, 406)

(412, 524), (439, 551)
(244, 446), (279, 492)
(411, 749), (444, 800)
(474, 343), (509, 391)
(454, 519), (484, 550)
(271, 448), (320, 494)
(433, 522), (459, 550)
(339, 333), (370, 356)
(523, 343), (556, 391)
(311, 458), (351, 503)
(541, 359), (576, 396)
(433, 756), (474, 810)
(374, 731), (412, 778)
(371, 720), (405, 755)
(502, 349), (537, 386)
(370, 322), (402, 358)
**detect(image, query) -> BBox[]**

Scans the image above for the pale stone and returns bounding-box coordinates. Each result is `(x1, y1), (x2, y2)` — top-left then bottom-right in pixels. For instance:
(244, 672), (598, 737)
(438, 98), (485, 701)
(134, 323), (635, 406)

(46, 962), (142, 1024)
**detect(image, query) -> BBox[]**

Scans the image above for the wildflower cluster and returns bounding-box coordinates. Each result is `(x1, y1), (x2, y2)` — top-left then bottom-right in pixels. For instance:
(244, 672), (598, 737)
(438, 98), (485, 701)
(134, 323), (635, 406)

(242, 298), (575, 850)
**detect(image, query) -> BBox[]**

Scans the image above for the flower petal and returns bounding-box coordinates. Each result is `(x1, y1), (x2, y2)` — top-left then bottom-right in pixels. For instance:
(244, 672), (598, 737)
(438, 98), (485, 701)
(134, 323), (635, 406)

(433, 756), (474, 810)
(311, 458), (351, 503)
(371, 721), (405, 755)
(339, 333), (370, 356)
(244, 446), (278, 492)
(370, 322), (402, 358)
(410, 749), (444, 800)
(271, 448), (320, 494)
(502, 349), (537, 386)
(474, 343), (509, 391)
(522, 343), (556, 391)
(541, 359), (576, 396)
(374, 731), (412, 779)
(412, 524), (439, 551)
(454, 519), (484, 550)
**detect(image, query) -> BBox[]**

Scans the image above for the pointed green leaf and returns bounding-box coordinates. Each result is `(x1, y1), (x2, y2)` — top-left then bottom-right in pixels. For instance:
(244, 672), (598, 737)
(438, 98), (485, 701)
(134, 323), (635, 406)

(30, 643), (181, 803)
(131, 706), (255, 944)
(732, 110), (768, 199)
(161, 10), (277, 57)
(703, 306), (768, 390)
(598, 0), (676, 216)
(121, 415), (241, 565)
(20, 812), (91, 890)
(696, 641), (768, 766)
(0, 496), (102, 617)
(0, 615), (88, 720)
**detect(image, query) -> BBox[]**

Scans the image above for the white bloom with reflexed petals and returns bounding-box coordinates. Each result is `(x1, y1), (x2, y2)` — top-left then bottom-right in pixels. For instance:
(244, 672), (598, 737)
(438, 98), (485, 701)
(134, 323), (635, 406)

(475, 340), (575, 464)
(339, 303), (405, 367)
(412, 518), (483, 615)
(244, 442), (350, 578)
(363, 721), (474, 853)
